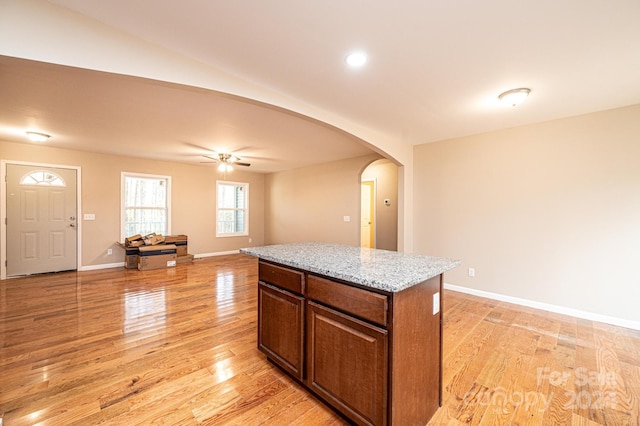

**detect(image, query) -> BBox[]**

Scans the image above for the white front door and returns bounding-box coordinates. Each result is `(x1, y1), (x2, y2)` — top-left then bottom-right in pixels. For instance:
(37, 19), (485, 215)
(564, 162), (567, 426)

(6, 164), (78, 276)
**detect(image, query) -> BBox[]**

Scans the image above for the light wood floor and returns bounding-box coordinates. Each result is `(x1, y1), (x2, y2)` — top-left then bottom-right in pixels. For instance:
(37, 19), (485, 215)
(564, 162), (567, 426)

(1, 254), (638, 425)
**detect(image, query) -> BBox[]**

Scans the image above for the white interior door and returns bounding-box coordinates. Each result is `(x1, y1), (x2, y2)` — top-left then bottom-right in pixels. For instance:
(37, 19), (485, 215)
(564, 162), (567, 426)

(360, 180), (375, 248)
(6, 164), (78, 276)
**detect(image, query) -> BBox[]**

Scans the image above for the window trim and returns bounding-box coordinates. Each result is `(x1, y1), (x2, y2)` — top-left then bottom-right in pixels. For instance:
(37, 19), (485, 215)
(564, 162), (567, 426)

(216, 180), (249, 238)
(121, 172), (172, 241)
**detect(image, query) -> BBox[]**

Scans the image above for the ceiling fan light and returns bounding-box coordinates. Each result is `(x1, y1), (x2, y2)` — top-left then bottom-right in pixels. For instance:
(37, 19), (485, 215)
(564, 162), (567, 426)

(498, 88), (531, 107)
(209, 152), (249, 172)
(26, 131), (50, 142)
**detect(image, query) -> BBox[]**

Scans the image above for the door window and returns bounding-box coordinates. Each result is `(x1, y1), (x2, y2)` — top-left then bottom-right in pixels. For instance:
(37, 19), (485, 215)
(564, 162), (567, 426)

(20, 170), (66, 186)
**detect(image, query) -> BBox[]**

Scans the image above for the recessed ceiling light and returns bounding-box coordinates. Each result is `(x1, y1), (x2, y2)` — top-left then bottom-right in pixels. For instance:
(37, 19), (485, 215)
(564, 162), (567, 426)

(345, 51), (368, 67)
(26, 131), (51, 142)
(498, 88), (531, 107)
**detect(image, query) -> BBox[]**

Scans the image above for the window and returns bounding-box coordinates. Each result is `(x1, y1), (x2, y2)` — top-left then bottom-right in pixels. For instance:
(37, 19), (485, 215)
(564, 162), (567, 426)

(217, 181), (248, 237)
(121, 173), (171, 240)
(20, 170), (66, 186)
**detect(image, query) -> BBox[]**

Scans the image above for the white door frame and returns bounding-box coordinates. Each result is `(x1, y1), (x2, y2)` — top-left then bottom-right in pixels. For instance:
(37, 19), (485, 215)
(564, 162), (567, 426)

(1, 160), (82, 280)
(360, 178), (377, 248)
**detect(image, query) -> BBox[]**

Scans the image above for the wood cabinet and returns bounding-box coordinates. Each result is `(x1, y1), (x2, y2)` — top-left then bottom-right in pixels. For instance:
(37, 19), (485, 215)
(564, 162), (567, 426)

(307, 301), (388, 425)
(257, 262), (305, 380)
(257, 260), (443, 426)
(258, 282), (304, 380)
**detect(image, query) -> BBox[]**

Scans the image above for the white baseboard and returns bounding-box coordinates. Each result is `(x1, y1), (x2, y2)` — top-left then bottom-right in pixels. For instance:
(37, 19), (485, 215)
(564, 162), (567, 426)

(79, 262), (124, 271)
(444, 283), (640, 331)
(194, 250), (240, 258)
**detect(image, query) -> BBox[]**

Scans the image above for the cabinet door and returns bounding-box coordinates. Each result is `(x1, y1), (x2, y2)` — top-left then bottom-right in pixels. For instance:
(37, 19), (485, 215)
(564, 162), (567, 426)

(258, 282), (305, 380)
(307, 301), (388, 426)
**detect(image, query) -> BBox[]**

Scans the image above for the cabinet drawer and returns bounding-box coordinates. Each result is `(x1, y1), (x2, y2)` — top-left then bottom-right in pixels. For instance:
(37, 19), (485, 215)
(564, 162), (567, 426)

(307, 275), (388, 327)
(259, 261), (305, 295)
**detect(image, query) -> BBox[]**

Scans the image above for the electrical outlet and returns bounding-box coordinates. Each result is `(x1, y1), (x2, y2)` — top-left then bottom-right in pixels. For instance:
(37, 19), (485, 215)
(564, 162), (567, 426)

(343, 216), (351, 222)
(107, 249), (112, 256)
(468, 267), (475, 277)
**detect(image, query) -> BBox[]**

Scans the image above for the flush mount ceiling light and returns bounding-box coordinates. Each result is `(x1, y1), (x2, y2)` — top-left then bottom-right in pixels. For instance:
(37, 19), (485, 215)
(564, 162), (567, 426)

(26, 131), (51, 142)
(498, 88), (531, 107)
(345, 51), (368, 67)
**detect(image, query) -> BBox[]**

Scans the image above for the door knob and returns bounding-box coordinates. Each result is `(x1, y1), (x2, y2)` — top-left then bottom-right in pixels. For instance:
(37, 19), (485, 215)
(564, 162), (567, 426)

(70, 216), (76, 220)
(70, 223), (76, 228)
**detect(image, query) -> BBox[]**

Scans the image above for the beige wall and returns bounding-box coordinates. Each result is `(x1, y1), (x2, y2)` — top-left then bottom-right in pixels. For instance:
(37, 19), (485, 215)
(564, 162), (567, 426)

(413, 104), (640, 323)
(265, 154), (381, 245)
(1, 140), (265, 269)
(361, 159), (398, 251)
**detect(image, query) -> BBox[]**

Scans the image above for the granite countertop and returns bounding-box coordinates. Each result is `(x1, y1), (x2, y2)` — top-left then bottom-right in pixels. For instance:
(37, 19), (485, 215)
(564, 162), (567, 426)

(240, 242), (460, 293)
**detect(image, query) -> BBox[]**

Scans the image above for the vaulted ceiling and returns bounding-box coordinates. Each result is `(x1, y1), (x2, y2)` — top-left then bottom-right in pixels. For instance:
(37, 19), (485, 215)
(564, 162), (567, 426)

(1, 0), (639, 172)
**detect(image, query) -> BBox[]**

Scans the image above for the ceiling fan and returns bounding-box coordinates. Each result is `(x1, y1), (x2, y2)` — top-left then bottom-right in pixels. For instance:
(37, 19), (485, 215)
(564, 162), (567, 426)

(202, 152), (251, 172)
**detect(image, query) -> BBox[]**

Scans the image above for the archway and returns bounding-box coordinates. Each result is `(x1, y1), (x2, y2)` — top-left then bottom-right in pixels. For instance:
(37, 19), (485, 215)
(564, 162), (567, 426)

(360, 159), (399, 251)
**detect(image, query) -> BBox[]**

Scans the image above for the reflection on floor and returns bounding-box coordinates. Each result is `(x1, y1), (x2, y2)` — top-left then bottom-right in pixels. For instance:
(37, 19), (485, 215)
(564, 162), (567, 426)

(1, 254), (638, 425)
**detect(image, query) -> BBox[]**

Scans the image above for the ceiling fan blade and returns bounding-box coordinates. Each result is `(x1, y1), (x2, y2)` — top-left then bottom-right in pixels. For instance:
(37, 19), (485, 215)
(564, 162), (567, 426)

(235, 162), (251, 167)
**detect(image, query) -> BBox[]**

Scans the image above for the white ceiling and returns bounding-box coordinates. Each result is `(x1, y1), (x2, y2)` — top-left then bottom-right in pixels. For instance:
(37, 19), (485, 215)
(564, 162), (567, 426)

(2, 0), (640, 172)
(0, 55), (374, 173)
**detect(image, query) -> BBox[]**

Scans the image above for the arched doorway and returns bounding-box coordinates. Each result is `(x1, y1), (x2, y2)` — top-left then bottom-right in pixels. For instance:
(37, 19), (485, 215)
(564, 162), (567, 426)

(360, 159), (398, 251)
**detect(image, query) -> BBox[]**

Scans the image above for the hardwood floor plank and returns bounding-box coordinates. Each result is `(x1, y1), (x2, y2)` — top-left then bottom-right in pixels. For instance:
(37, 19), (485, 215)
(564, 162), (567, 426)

(1, 255), (639, 425)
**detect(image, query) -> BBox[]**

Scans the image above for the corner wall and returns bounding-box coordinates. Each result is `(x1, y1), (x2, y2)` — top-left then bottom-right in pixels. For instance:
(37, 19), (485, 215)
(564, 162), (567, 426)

(265, 154), (381, 245)
(413, 104), (640, 324)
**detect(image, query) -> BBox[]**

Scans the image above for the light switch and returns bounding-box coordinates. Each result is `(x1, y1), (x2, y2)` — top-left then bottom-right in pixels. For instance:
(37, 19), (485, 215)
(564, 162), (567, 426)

(343, 216), (351, 222)
(84, 213), (96, 220)
(433, 292), (440, 315)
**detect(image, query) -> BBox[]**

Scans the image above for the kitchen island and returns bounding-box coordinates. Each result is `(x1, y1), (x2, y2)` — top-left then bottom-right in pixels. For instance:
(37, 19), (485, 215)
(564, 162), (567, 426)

(241, 242), (460, 426)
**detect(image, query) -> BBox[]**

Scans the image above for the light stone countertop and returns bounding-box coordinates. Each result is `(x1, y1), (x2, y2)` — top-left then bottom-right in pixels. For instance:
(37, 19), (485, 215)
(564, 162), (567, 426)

(240, 242), (460, 293)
